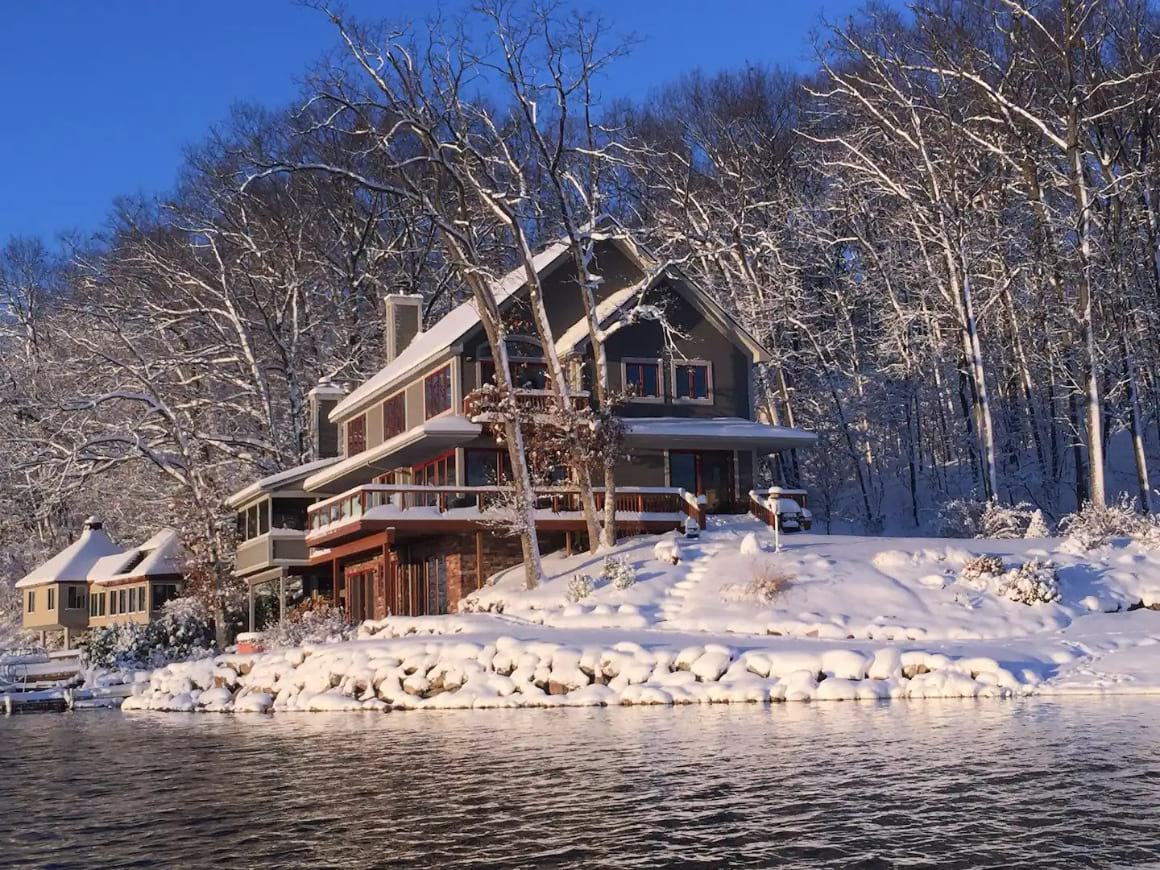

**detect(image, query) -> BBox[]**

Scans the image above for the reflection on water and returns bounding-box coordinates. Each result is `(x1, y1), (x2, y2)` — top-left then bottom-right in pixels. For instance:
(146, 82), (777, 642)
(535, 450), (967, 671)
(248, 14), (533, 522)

(1, 699), (1159, 868)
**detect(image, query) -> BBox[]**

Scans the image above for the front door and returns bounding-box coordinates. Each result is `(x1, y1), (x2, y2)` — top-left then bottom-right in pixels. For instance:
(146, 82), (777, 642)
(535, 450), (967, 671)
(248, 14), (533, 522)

(669, 450), (735, 512)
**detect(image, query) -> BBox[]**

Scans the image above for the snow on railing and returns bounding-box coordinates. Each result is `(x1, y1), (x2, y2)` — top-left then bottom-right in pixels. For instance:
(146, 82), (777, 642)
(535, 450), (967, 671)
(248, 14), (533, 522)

(307, 483), (691, 534)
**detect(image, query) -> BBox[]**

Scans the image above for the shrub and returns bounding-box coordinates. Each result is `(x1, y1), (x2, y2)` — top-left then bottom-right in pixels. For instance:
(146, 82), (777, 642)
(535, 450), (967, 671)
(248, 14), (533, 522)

(937, 498), (986, 538)
(994, 559), (1062, 605)
(1024, 509), (1051, 539)
(600, 555), (637, 590)
(1059, 495), (1159, 550)
(81, 597), (215, 670)
(566, 574), (595, 603)
(959, 554), (1006, 586)
(724, 559), (792, 604)
(259, 600), (352, 649)
(981, 500), (1038, 539)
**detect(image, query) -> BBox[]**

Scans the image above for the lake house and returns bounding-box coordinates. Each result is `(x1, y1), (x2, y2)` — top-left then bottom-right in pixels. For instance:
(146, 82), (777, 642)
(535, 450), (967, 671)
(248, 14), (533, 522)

(228, 230), (815, 626)
(16, 519), (187, 647)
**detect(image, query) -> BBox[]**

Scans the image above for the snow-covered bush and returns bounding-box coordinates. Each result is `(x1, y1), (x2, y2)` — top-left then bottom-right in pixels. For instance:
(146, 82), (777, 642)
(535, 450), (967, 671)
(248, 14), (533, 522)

(653, 537), (681, 565)
(1059, 495), (1159, 550)
(981, 500), (1037, 539)
(600, 556), (637, 590)
(1024, 509), (1051, 539)
(959, 554), (1006, 586)
(81, 597), (215, 669)
(259, 601), (353, 649)
(993, 559), (1061, 605)
(566, 574), (595, 603)
(937, 498), (986, 538)
(724, 559), (792, 604)
(740, 532), (762, 556)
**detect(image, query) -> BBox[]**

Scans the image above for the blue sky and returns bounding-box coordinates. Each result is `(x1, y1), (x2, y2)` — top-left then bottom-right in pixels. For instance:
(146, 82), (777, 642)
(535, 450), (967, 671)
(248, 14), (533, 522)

(0, 1), (868, 244)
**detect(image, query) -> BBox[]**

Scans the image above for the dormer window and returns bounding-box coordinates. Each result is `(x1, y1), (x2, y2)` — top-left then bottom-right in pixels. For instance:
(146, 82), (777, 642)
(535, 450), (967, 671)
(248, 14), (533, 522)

(622, 359), (662, 401)
(672, 360), (712, 403)
(346, 414), (367, 455)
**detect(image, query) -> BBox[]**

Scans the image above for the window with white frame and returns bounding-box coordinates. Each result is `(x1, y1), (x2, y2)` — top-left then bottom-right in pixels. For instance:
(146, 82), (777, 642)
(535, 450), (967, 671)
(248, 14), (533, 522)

(622, 359), (662, 401)
(672, 360), (712, 402)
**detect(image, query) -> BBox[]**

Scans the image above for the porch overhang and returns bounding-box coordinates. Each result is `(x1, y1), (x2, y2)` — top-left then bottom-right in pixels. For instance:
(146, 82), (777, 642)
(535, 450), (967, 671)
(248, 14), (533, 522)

(620, 417), (816, 452)
(303, 415), (483, 493)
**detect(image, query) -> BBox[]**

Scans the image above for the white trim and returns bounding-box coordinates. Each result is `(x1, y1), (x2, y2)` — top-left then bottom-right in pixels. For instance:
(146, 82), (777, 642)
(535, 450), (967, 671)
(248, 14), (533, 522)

(620, 357), (665, 403)
(670, 359), (714, 405)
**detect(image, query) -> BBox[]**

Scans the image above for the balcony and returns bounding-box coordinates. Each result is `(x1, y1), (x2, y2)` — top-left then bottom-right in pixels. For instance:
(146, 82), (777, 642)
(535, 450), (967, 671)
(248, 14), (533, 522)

(233, 529), (311, 577)
(306, 483), (703, 546)
(463, 389), (590, 422)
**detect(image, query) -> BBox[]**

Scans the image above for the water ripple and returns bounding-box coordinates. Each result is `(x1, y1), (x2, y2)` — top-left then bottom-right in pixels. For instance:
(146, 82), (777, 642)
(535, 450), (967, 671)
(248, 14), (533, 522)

(1, 699), (1159, 868)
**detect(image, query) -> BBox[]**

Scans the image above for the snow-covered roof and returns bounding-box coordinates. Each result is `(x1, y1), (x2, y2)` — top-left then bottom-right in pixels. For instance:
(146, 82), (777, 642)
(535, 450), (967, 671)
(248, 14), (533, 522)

(226, 455), (343, 508)
(88, 529), (185, 585)
(620, 417), (816, 450)
(329, 242), (572, 423)
(15, 521), (122, 589)
(303, 415), (483, 492)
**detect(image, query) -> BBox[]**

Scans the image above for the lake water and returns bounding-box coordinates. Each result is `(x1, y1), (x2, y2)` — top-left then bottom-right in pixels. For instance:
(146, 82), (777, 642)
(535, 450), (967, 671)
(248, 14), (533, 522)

(1, 699), (1159, 868)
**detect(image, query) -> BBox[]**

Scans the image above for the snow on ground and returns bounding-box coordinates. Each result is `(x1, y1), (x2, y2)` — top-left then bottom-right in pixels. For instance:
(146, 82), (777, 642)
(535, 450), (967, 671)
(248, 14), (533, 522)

(121, 517), (1160, 714)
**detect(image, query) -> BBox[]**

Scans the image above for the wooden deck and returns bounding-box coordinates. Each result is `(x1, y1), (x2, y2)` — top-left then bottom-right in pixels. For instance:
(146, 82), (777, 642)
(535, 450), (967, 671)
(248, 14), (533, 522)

(306, 484), (704, 549)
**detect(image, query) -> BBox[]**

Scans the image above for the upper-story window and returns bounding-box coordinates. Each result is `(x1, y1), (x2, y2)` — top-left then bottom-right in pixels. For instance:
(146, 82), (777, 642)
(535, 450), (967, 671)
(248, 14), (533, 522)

(235, 500), (270, 542)
(66, 586), (86, 611)
(383, 393), (406, 440)
(346, 414), (367, 455)
(623, 359), (662, 401)
(425, 365), (452, 418)
(27, 590), (35, 613)
(672, 360), (712, 403)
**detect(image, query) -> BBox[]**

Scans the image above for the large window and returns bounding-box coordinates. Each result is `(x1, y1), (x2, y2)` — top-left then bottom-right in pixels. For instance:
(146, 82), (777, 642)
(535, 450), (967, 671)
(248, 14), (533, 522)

(346, 414), (367, 455)
(236, 501), (270, 541)
(424, 365), (452, 418)
(414, 451), (456, 487)
(673, 361), (712, 402)
(425, 556), (448, 615)
(465, 448), (512, 486)
(383, 393), (406, 440)
(623, 359), (661, 400)
(89, 592), (107, 618)
(271, 497), (316, 532)
(481, 359), (549, 389)
(66, 585), (85, 611)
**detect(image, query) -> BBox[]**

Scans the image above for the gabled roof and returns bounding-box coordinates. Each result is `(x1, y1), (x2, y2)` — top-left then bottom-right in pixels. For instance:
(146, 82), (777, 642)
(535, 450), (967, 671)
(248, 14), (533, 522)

(329, 242), (572, 423)
(15, 519), (121, 589)
(89, 528), (185, 586)
(552, 262), (772, 363)
(226, 455), (343, 509)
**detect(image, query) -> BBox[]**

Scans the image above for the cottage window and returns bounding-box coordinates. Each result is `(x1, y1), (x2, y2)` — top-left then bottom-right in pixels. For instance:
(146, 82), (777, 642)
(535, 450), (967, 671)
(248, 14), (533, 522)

(109, 592), (118, 616)
(47, 588), (55, 610)
(128, 588), (139, 613)
(66, 586), (85, 610)
(346, 414), (367, 456)
(623, 360), (661, 400)
(383, 393), (406, 440)
(152, 584), (179, 610)
(425, 556), (448, 615)
(118, 589), (128, 614)
(26, 590), (35, 613)
(424, 365), (452, 418)
(673, 361), (712, 402)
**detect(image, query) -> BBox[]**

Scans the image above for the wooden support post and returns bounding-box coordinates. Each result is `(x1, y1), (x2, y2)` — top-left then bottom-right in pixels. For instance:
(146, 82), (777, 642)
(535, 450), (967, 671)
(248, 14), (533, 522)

(475, 531), (484, 590)
(565, 530), (574, 557)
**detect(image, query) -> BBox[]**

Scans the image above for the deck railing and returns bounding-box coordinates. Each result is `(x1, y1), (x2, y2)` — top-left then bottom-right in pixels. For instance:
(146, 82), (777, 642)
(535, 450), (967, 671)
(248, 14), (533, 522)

(749, 488), (809, 529)
(464, 388), (590, 419)
(307, 483), (701, 534)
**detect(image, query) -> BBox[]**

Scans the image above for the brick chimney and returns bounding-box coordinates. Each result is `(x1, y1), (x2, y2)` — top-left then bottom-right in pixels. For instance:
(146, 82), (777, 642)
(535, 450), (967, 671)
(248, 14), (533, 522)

(383, 294), (423, 364)
(307, 377), (346, 460)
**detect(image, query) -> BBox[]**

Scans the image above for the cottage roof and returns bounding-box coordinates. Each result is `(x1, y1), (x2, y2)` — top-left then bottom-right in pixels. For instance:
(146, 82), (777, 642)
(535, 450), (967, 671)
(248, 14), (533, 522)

(88, 529), (185, 586)
(15, 519), (122, 589)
